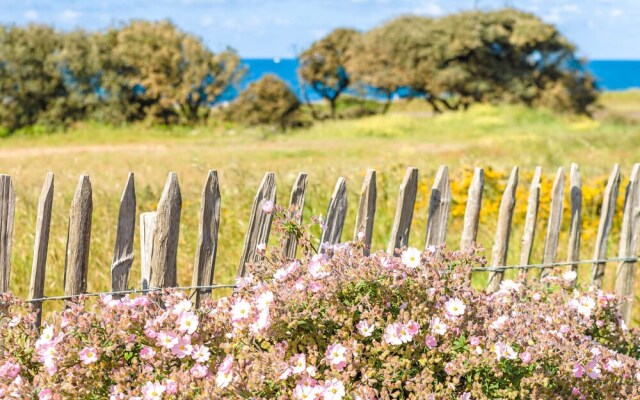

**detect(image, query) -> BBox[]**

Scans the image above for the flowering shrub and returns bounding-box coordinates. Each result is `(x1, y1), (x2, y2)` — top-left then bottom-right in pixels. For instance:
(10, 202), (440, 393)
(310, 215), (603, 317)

(1, 213), (640, 399)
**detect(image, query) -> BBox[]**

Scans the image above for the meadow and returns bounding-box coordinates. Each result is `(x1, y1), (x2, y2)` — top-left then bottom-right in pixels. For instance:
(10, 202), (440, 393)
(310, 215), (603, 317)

(1, 91), (639, 323)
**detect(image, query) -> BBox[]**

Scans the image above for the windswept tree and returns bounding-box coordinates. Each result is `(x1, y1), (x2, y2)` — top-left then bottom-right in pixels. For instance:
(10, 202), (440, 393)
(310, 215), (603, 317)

(347, 16), (436, 113)
(0, 24), (67, 132)
(299, 28), (359, 118)
(113, 20), (243, 124)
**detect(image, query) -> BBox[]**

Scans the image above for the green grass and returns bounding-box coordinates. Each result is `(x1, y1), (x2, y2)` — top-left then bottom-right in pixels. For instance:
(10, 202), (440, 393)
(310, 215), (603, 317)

(1, 94), (639, 323)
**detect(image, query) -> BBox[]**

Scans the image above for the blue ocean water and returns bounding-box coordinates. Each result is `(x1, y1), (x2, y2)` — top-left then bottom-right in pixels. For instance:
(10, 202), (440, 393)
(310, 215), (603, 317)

(235, 58), (640, 100)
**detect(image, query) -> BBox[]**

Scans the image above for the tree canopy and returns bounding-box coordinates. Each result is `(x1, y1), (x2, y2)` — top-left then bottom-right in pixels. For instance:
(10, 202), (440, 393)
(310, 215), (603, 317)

(298, 28), (360, 118)
(0, 20), (243, 132)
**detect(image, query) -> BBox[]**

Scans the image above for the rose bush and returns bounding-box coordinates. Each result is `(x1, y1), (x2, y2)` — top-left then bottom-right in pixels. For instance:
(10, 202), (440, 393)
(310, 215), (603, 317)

(1, 211), (640, 399)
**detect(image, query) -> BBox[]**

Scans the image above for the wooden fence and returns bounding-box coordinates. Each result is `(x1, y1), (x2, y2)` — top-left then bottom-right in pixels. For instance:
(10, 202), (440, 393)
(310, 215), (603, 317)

(1, 163), (639, 329)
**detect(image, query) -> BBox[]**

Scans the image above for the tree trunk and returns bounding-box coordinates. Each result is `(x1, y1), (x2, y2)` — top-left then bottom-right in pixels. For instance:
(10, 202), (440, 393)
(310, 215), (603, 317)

(426, 97), (442, 114)
(330, 98), (337, 119)
(382, 93), (392, 114)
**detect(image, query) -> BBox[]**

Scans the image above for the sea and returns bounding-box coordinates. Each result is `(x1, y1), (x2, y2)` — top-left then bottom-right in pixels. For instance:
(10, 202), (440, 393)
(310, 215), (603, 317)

(231, 59), (640, 101)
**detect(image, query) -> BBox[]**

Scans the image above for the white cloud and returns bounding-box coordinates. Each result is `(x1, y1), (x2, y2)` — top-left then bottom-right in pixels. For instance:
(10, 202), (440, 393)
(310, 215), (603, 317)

(413, 3), (443, 17)
(59, 9), (82, 21)
(611, 8), (623, 17)
(201, 16), (214, 27)
(24, 10), (38, 21)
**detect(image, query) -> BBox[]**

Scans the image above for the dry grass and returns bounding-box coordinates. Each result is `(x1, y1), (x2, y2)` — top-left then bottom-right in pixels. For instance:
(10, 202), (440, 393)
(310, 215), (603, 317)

(1, 97), (639, 323)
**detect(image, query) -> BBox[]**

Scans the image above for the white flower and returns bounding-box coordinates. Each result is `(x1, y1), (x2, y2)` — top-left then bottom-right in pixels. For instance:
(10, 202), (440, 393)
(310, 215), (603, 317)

(499, 280), (521, 292)
(576, 296), (596, 318)
(356, 320), (375, 337)
(444, 298), (466, 316)
(262, 200), (274, 214)
(256, 291), (274, 311)
(323, 378), (346, 400)
(401, 247), (421, 269)
(177, 312), (199, 334)
(256, 243), (267, 252)
(563, 270), (577, 282)
(431, 317), (447, 335)
(230, 299), (252, 321)
(490, 315), (509, 330)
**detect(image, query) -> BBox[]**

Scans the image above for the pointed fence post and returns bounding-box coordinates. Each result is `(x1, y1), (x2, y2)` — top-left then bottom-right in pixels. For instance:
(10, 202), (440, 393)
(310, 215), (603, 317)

(140, 212), (157, 290)
(487, 167), (518, 292)
(591, 165), (621, 288)
(150, 173), (182, 288)
(320, 177), (347, 253)
(64, 175), (92, 297)
(354, 170), (376, 255)
(111, 173), (136, 295)
(192, 171), (221, 308)
(0, 175), (15, 293)
(425, 166), (451, 248)
(29, 173), (54, 328)
(615, 164), (640, 323)
(388, 168), (418, 255)
(237, 173), (277, 277)
(518, 167), (541, 281)
(283, 173), (308, 259)
(540, 167), (565, 281)
(460, 168), (484, 250)
(567, 163), (582, 286)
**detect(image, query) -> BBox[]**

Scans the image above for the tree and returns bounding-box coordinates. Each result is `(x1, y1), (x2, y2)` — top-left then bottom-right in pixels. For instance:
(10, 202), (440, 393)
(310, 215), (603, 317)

(0, 24), (68, 132)
(299, 28), (359, 118)
(112, 20), (243, 124)
(347, 16), (435, 113)
(224, 74), (305, 130)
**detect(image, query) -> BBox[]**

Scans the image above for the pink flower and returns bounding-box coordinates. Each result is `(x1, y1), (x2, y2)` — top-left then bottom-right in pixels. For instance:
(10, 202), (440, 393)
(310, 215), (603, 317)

(405, 320), (420, 336)
(573, 363), (584, 378)
(383, 323), (403, 345)
(170, 336), (193, 358)
(38, 389), (53, 400)
(172, 299), (192, 315)
(192, 345), (210, 363)
(585, 360), (601, 379)
(571, 387), (581, 396)
(323, 378), (346, 400)
(459, 393), (471, 400)
(216, 355), (234, 388)
(356, 320), (375, 337)
(431, 317), (447, 335)
(190, 364), (208, 379)
(79, 347), (98, 365)
(290, 354), (306, 374)
(142, 381), (165, 400)
(425, 335), (438, 349)
(520, 351), (532, 364)
(293, 381), (322, 400)
(157, 331), (178, 349)
(262, 200), (274, 214)
(140, 347), (156, 360)
(326, 343), (348, 371)
(256, 243), (267, 252)
(164, 379), (177, 395)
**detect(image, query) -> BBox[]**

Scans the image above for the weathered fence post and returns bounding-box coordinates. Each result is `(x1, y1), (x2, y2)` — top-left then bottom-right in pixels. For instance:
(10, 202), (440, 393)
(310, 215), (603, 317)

(615, 164), (640, 323)
(140, 212), (157, 290)
(487, 167), (518, 292)
(64, 175), (92, 297)
(460, 168), (484, 250)
(111, 173), (136, 295)
(150, 173), (182, 288)
(238, 172), (277, 277)
(425, 165), (451, 248)
(567, 163), (582, 285)
(283, 173), (308, 259)
(192, 171), (221, 308)
(354, 170), (376, 255)
(518, 167), (541, 280)
(591, 165), (621, 288)
(0, 175), (15, 293)
(388, 167), (418, 255)
(540, 167), (565, 281)
(29, 173), (54, 328)
(320, 177), (347, 253)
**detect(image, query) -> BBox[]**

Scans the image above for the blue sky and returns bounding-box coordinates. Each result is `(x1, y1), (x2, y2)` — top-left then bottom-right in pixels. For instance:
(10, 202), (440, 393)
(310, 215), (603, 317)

(1, 0), (639, 59)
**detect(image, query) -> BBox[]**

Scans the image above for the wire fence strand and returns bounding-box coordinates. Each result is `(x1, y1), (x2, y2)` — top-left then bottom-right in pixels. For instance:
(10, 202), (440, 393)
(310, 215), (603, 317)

(2, 256), (637, 305)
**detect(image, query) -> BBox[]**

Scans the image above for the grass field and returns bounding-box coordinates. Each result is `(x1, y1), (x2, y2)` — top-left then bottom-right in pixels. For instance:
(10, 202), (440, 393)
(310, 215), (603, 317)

(1, 92), (640, 323)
